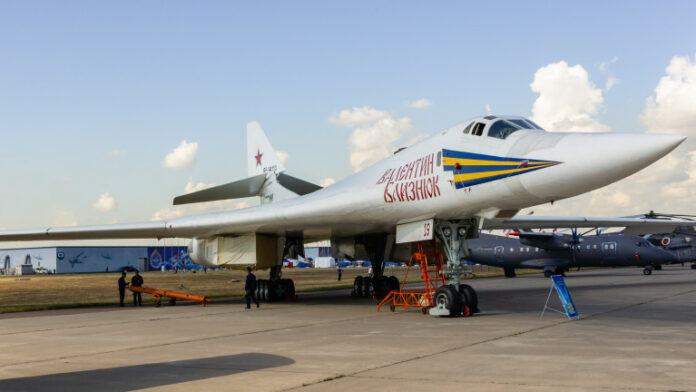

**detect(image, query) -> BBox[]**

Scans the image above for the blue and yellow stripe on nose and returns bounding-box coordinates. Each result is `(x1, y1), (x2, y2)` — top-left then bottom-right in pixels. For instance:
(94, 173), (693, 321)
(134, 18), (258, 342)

(442, 149), (561, 189)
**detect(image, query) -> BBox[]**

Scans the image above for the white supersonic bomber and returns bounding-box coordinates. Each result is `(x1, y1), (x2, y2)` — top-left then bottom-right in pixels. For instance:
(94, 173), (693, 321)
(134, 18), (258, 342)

(0, 115), (689, 316)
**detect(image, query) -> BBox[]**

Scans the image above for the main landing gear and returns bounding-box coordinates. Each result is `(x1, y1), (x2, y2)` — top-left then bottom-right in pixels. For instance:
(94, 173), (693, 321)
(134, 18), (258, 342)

(351, 275), (400, 298)
(643, 265), (653, 275)
(256, 277), (296, 301)
(256, 236), (301, 303)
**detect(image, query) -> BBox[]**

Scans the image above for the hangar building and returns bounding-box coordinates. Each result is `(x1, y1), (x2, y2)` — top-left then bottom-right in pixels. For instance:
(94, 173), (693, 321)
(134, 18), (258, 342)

(0, 246), (194, 275)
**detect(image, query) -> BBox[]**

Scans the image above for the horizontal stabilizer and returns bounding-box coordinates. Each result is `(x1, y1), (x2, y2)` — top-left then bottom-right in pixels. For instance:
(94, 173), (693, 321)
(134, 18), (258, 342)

(276, 172), (322, 196)
(173, 174), (267, 205)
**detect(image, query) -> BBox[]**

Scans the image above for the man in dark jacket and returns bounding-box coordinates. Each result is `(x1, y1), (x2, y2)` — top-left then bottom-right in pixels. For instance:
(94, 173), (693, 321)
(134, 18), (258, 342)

(245, 266), (259, 309)
(118, 272), (129, 307)
(131, 270), (144, 306)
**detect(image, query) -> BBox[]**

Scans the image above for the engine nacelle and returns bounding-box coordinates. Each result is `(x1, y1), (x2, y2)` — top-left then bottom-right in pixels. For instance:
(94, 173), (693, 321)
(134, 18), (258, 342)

(187, 238), (217, 268)
(187, 235), (280, 269)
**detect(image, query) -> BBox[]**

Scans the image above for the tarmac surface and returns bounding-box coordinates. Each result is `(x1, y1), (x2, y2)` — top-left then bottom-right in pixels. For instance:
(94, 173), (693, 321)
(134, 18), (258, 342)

(0, 266), (694, 391)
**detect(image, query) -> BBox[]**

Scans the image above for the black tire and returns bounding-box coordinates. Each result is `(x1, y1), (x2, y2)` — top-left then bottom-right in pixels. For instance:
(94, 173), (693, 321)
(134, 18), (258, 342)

(434, 285), (461, 317)
(354, 276), (363, 297)
(459, 284), (479, 314)
(388, 276), (400, 291)
(286, 279), (295, 295)
(643, 268), (652, 275)
(458, 287), (470, 316)
(691, 264), (696, 270)
(544, 270), (553, 278)
(504, 267), (516, 278)
(362, 277), (373, 298)
(653, 264), (662, 271)
(263, 280), (271, 301)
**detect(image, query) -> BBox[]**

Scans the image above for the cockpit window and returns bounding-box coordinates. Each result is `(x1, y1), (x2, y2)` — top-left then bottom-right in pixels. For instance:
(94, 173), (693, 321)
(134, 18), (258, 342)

(525, 119), (545, 130)
(509, 119), (533, 129)
(487, 120), (521, 139)
(471, 122), (485, 136)
(462, 122), (473, 134)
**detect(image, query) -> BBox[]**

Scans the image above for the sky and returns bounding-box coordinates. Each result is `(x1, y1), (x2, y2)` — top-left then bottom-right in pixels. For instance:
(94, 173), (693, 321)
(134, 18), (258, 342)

(1, 1), (695, 231)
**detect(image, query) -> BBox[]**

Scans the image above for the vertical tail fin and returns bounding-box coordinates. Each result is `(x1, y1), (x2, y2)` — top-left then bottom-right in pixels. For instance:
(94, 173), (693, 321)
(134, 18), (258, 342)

(247, 122), (286, 177)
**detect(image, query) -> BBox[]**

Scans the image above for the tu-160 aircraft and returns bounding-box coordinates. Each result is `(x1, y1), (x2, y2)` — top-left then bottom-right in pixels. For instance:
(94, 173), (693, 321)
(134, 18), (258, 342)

(0, 115), (690, 316)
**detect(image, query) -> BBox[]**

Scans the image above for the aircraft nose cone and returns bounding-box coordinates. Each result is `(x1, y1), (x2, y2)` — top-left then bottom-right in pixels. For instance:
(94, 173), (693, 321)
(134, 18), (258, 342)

(611, 133), (686, 169)
(520, 132), (686, 200)
(572, 133), (685, 179)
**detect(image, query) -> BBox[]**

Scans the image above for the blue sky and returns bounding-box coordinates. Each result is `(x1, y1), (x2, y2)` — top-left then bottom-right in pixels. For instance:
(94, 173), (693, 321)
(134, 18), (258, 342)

(1, 1), (695, 228)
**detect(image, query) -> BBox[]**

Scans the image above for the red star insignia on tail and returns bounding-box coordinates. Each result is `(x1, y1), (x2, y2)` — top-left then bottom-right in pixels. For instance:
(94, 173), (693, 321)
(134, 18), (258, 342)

(254, 149), (263, 167)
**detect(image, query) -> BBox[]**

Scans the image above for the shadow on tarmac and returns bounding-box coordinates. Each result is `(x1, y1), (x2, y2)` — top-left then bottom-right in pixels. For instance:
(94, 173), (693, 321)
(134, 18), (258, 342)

(0, 353), (294, 392)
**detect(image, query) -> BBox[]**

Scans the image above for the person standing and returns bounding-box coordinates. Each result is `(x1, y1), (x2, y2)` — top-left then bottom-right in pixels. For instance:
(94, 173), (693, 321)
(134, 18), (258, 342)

(118, 272), (129, 307)
(131, 270), (144, 306)
(337, 266), (342, 281)
(245, 266), (259, 309)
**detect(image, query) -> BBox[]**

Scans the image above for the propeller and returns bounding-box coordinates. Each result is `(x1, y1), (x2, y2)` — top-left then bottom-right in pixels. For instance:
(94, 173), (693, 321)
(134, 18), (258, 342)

(568, 227), (582, 264)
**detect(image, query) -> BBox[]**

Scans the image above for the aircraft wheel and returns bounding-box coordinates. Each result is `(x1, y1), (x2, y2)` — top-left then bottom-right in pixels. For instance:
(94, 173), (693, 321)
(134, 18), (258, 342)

(544, 270), (553, 278)
(459, 284), (479, 314)
(285, 279), (295, 295)
(504, 267), (516, 278)
(691, 264), (696, 270)
(362, 277), (373, 298)
(373, 275), (387, 295)
(388, 275), (400, 291)
(434, 285), (461, 317)
(262, 280), (271, 301)
(255, 280), (263, 301)
(653, 264), (662, 271)
(353, 276), (363, 297)
(457, 287), (470, 316)
(643, 268), (652, 275)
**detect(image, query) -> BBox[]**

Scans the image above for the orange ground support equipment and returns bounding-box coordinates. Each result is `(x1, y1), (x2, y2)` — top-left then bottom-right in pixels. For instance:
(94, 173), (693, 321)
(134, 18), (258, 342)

(128, 286), (210, 307)
(377, 241), (446, 314)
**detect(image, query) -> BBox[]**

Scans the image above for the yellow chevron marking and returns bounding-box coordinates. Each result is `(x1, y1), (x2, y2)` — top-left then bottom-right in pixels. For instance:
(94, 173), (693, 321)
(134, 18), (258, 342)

(453, 163), (558, 182)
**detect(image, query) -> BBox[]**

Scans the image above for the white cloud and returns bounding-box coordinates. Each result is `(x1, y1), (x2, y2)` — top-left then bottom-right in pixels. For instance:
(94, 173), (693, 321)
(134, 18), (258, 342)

(530, 61), (611, 133)
(161, 140), (198, 169)
(330, 106), (420, 172)
(319, 177), (336, 187)
(528, 54), (696, 217)
(605, 77), (619, 91)
(107, 149), (127, 158)
(329, 106), (390, 128)
(599, 56), (619, 72)
(641, 53), (696, 136)
(275, 150), (289, 165)
(407, 98), (432, 109)
(150, 178), (254, 221)
(92, 192), (117, 212)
